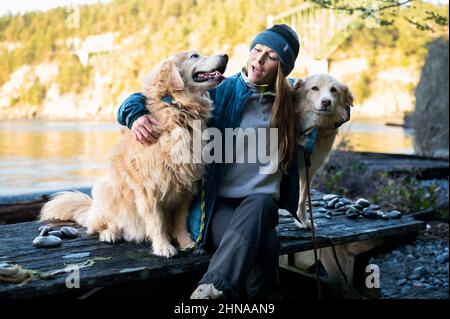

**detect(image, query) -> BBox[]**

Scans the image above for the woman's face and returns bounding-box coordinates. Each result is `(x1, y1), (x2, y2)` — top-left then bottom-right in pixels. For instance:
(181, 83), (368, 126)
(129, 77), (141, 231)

(247, 44), (279, 85)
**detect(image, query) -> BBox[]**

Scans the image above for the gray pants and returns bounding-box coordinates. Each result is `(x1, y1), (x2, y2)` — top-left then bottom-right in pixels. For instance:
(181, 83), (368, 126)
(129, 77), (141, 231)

(199, 193), (280, 299)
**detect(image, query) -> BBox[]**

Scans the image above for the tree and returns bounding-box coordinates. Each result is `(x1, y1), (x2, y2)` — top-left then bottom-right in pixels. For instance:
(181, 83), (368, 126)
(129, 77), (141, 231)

(311, 0), (448, 32)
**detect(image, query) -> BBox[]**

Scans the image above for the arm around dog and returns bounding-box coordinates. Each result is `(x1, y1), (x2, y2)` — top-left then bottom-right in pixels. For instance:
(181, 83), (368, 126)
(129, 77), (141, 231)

(117, 92), (149, 129)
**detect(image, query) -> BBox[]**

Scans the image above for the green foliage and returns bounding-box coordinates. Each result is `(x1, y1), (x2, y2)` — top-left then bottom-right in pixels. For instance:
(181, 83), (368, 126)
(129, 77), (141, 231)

(313, 140), (443, 213)
(368, 174), (439, 212)
(56, 54), (91, 94)
(10, 81), (47, 106)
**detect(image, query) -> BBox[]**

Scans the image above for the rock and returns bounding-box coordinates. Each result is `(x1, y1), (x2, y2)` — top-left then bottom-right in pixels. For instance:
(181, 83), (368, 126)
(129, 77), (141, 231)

(324, 214), (331, 219)
(335, 202), (345, 209)
(369, 204), (381, 210)
(362, 209), (378, 219)
(413, 36), (449, 158)
(400, 286), (411, 295)
(60, 227), (79, 239)
(48, 230), (63, 238)
(339, 198), (352, 205)
(32, 235), (62, 248)
(0, 263), (20, 276)
(323, 194), (339, 201)
(315, 208), (327, 213)
(396, 279), (407, 286)
(347, 205), (361, 213)
(326, 198), (340, 208)
(413, 266), (427, 276)
(346, 210), (360, 219)
(352, 204), (364, 211)
(39, 226), (51, 236)
(409, 273), (420, 280)
(355, 198), (371, 208)
(436, 253), (449, 264)
(406, 254), (415, 262)
(388, 211), (402, 219)
(312, 201), (324, 206)
(381, 214), (390, 220)
(412, 281), (426, 289)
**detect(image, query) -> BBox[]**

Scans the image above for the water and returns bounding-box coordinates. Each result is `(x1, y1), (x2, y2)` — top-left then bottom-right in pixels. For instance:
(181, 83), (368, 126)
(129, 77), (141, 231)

(0, 118), (414, 196)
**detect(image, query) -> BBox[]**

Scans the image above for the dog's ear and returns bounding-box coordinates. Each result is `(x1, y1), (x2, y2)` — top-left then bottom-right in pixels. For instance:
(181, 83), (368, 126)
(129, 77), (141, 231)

(294, 78), (304, 91)
(158, 61), (184, 91)
(341, 84), (355, 107)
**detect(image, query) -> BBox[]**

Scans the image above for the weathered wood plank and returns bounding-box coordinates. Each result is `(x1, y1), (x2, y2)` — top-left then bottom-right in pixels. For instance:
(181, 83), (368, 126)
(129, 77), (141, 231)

(0, 200), (424, 299)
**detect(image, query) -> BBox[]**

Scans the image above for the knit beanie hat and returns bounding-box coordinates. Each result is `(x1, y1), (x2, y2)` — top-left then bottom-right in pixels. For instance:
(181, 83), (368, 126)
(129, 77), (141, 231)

(250, 24), (300, 76)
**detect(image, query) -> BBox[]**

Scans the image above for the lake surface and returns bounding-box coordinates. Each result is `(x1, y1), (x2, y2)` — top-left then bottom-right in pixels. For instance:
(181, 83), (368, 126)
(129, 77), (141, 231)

(0, 118), (414, 196)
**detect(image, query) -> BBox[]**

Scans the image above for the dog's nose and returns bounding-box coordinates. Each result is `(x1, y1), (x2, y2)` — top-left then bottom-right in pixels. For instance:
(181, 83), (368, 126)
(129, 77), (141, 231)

(321, 98), (331, 108)
(220, 54), (229, 63)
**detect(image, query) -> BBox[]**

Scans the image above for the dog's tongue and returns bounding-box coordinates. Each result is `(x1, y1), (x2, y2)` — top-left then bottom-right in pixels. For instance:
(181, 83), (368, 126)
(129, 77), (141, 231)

(206, 71), (225, 80)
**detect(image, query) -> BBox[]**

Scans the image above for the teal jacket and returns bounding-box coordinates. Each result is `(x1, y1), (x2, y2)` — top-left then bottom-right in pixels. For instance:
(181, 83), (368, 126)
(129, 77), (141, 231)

(117, 72), (300, 248)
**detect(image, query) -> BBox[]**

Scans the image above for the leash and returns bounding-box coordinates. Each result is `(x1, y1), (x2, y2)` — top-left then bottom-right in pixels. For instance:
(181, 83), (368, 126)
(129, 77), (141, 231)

(303, 152), (323, 299)
(303, 152), (366, 299)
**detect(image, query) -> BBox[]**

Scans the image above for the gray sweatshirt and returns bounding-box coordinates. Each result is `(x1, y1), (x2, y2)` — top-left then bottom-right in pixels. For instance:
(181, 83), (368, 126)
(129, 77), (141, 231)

(217, 71), (283, 201)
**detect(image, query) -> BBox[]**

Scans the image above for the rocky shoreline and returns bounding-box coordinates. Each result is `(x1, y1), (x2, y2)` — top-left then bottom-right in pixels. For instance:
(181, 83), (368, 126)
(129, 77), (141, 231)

(370, 222), (449, 299)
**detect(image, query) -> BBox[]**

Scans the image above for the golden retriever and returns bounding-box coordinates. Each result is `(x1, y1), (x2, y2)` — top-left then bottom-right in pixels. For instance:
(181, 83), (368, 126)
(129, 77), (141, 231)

(40, 51), (228, 257)
(293, 74), (354, 229)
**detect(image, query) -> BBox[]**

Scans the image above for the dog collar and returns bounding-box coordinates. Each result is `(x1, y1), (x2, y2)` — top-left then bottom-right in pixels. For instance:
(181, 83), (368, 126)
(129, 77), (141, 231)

(161, 96), (175, 105)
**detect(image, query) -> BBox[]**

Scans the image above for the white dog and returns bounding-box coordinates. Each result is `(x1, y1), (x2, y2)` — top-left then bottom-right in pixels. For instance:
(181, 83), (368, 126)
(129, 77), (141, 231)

(293, 74), (354, 230)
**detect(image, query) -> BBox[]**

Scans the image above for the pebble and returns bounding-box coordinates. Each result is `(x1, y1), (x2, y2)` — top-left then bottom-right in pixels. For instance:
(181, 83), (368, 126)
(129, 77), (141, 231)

(32, 235), (62, 248)
(396, 279), (407, 286)
(335, 202), (345, 209)
(315, 208), (327, 213)
(369, 204), (381, 210)
(60, 227), (79, 239)
(48, 230), (63, 238)
(312, 201), (324, 206)
(362, 209), (378, 219)
(323, 194), (339, 201)
(352, 204), (364, 211)
(372, 237), (448, 298)
(324, 214), (331, 219)
(436, 253), (449, 264)
(400, 286), (411, 295)
(381, 214), (390, 220)
(346, 210), (360, 219)
(339, 198), (352, 205)
(347, 206), (360, 214)
(413, 266), (427, 276)
(355, 198), (371, 208)
(326, 198), (340, 208)
(39, 226), (51, 236)
(388, 211), (402, 219)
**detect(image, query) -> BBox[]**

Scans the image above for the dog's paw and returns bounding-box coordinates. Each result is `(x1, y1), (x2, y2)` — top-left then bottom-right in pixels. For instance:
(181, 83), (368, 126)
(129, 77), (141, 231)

(294, 219), (317, 231)
(99, 229), (118, 243)
(179, 238), (195, 250)
(153, 243), (178, 258)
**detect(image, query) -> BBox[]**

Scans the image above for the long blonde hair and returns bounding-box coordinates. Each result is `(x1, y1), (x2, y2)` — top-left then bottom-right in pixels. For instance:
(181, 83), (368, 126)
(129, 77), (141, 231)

(271, 65), (296, 173)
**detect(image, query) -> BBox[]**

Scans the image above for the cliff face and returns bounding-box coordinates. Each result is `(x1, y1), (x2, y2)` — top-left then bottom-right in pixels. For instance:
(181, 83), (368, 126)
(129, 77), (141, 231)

(412, 36), (449, 159)
(0, 43), (423, 120)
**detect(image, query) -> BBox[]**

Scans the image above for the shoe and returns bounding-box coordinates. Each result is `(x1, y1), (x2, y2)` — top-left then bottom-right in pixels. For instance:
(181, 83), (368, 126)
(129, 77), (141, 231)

(190, 283), (223, 299)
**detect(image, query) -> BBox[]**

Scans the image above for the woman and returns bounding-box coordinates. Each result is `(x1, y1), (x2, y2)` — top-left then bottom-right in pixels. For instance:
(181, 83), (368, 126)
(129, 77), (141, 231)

(117, 24), (301, 299)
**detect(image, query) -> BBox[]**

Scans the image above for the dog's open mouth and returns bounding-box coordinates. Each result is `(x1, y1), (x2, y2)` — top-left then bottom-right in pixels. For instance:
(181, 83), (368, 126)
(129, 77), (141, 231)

(193, 65), (226, 83)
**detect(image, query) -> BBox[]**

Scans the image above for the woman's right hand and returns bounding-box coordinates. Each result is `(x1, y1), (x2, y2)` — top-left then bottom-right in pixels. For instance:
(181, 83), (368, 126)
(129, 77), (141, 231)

(131, 114), (161, 145)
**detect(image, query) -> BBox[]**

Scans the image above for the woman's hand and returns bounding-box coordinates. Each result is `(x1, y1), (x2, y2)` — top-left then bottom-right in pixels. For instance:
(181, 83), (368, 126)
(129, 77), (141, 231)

(131, 114), (161, 145)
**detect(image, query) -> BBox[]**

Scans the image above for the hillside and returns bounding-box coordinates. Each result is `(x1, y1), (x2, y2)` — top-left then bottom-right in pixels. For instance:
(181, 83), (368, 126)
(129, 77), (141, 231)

(0, 0), (448, 119)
